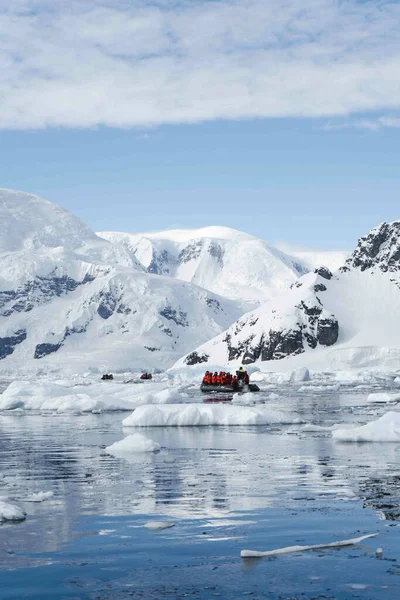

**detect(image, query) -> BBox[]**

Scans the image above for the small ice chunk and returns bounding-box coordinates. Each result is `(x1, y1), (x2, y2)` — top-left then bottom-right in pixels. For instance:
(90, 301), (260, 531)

(24, 491), (54, 503)
(290, 367), (311, 383)
(333, 412), (400, 442)
(0, 501), (26, 523)
(105, 434), (160, 455)
(241, 533), (377, 558)
(367, 392), (400, 404)
(144, 521), (174, 530)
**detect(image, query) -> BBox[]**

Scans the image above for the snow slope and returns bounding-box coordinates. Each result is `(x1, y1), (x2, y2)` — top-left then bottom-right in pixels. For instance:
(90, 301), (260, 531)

(0, 191), (241, 375)
(174, 222), (400, 372)
(98, 227), (311, 308)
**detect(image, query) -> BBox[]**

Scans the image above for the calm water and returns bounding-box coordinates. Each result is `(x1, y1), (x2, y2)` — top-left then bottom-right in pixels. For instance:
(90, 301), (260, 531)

(1, 387), (400, 599)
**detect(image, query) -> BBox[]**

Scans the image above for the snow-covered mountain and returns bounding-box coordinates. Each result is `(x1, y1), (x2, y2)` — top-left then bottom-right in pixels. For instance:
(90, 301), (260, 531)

(175, 221), (400, 372)
(98, 227), (313, 309)
(0, 190), (241, 375)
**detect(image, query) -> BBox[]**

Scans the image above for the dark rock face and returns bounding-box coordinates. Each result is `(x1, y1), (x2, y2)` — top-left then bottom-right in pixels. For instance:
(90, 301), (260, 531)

(98, 291), (118, 319)
(159, 306), (188, 327)
(314, 266), (333, 280)
(313, 283), (327, 293)
(317, 318), (339, 346)
(96, 289), (134, 320)
(206, 297), (221, 311)
(148, 250), (174, 275)
(213, 300), (339, 365)
(34, 342), (63, 359)
(185, 351), (210, 366)
(35, 323), (89, 359)
(0, 329), (27, 359)
(347, 221), (400, 272)
(179, 241), (203, 264)
(208, 242), (224, 266)
(0, 273), (94, 318)
(261, 329), (304, 361)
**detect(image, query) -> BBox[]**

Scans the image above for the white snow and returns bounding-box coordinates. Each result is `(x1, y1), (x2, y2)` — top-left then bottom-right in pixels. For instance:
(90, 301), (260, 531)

(144, 521), (175, 530)
(99, 226), (311, 309)
(332, 412), (400, 442)
(0, 500), (26, 523)
(0, 381), (186, 413)
(0, 190), (242, 376)
(122, 404), (303, 427)
(105, 434), (160, 455)
(24, 491), (54, 502)
(240, 533), (377, 558)
(175, 250), (400, 374)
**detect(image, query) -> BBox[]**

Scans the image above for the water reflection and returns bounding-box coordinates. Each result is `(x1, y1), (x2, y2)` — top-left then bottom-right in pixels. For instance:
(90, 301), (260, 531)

(0, 390), (399, 571)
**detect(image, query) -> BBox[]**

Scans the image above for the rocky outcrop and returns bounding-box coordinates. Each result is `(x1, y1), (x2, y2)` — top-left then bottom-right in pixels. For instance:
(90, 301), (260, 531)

(347, 221), (400, 272)
(185, 351), (210, 365)
(220, 303), (339, 365)
(0, 273), (94, 318)
(159, 306), (188, 327)
(0, 330), (27, 359)
(314, 266), (333, 280)
(180, 270), (340, 367)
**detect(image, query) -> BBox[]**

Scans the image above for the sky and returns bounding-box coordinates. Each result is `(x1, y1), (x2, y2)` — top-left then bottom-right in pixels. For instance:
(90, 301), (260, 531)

(0, 0), (400, 249)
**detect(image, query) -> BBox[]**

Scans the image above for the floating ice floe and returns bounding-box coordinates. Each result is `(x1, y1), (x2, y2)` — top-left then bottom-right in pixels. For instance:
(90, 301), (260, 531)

(0, 381), (184, 413)
(332, 412), (400, 442)
(144, 521), (175, 530)
(232, 391), (279, 405)
(0, 501), (26, 523)
(367, 392), (400, 404)
(105, 434), (160, 456)
(240, 533), (377, 558)
(123, 404), (303, 427)
(24, 491), (54, 502)
(298, 383), (340, 392)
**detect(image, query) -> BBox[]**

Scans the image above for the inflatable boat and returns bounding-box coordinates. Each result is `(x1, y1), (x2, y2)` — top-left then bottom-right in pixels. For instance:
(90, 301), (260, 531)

(200, 382), (260, 393)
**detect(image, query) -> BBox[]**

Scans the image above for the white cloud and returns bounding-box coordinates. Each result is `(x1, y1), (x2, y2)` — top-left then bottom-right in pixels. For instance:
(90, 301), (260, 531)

(1, 0), (400, 129)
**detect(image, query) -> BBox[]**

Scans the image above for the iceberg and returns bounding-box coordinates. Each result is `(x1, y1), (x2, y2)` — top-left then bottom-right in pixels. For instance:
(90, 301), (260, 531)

(105, 434), (160, 455)
(332, 412), (400, 442)
(0, 501), (26, 523)
(123, 403), (302, 427)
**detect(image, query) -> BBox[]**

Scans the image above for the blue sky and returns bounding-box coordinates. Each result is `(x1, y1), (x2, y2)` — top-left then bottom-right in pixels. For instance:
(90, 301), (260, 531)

(1, 119), (399, 249)
(1, 0), (400, 249)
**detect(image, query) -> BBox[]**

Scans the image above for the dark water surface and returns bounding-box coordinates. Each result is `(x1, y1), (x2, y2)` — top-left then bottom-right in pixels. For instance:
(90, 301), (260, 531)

(1, 389), (400, 599)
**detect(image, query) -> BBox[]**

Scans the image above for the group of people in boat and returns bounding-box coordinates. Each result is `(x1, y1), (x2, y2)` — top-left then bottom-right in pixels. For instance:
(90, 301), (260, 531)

(101, 373), (114, 380)
(202, 367), (250, 388)
(140, 373), (153, 380)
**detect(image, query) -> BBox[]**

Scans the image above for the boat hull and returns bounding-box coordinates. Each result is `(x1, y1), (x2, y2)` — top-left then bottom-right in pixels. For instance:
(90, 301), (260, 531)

(200, 383), (260, 393)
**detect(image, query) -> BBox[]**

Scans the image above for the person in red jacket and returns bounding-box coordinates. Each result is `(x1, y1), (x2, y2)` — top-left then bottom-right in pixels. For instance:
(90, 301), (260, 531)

(212, 372), (218, 385)
(202, 371), (210, 385)
(244, 371), (250, 385)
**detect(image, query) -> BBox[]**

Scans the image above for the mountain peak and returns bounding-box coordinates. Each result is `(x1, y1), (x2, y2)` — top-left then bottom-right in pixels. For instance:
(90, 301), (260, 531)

(0, 189), (97, 253)
(347, 220), (400, 272)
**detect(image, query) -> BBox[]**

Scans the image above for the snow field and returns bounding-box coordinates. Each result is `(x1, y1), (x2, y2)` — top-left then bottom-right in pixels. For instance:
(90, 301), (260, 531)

(105, 434), (160, 456)
(122, 403), (303, 427)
